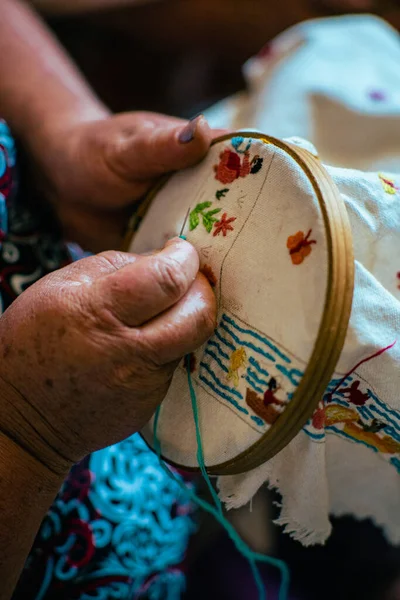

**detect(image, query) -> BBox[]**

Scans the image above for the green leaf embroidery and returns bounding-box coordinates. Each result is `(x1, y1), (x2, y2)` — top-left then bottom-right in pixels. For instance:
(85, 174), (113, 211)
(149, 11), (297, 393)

(189, 202), (221, 233)
(189, 210), (200, 231)
(196, 201), (212, 212)
(216, 188), (229, 200)
(203, 209), (221, 233)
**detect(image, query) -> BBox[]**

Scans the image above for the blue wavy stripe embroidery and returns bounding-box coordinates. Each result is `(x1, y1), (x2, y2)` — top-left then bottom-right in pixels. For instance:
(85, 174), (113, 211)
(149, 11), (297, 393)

(326, 375), (353, 392)
(382, 424), (400, 444)
(334, 399), (400, 441)
(390, 457), (400, 474)
(327, 425), (378, 452)
(369, 390), (400, 423)
(249, 356), (269, 378)
(220, 322), (275, 363)
(251, 415), (265, 427)
(207, 339), (230, 360)
(199, 374), (249, 415)
(204, 348), (229, 373)
(276, 364), (303, 386)
(247, 367), (269, 387)
(199, 362), (243, 399)
(328, 398), (351, 409)
(303, 429), (325, 441)
(245, 376), (263, 395)
(222, 314), (290, 363)
(214, 329), (236, 352)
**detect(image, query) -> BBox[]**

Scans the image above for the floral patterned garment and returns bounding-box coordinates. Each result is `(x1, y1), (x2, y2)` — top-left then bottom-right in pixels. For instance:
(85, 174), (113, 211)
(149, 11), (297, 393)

(0, 121), (195, 600)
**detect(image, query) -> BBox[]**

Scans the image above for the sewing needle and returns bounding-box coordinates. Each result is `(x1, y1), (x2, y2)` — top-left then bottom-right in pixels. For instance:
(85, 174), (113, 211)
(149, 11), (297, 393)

(179, 207), (191, 240)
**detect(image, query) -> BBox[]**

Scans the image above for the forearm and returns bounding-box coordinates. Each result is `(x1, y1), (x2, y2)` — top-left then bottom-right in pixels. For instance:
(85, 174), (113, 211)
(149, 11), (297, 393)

(0, 431), (64, 599)
(0, 0), (109, 153)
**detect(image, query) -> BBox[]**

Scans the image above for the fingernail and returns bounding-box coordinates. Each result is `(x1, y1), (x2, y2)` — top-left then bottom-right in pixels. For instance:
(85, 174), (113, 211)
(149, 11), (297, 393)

(178, 115), (204, 144)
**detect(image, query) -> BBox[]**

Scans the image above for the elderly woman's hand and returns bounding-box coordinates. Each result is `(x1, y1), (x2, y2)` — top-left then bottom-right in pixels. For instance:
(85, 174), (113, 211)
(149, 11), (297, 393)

(0, 237), (216, 476)
(34, 112), (221, 253)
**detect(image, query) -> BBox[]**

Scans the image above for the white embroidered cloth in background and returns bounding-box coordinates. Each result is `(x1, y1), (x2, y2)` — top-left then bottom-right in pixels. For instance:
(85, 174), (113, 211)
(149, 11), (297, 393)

(130, 15), (400, 546)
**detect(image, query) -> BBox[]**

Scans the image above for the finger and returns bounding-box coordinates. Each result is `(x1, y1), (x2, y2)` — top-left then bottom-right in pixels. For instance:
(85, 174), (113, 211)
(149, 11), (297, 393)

(137, 272), (217, 365)
(47, 250), (139, 288)
(92, 238), (200, 326)
(109, 114), (214, 181)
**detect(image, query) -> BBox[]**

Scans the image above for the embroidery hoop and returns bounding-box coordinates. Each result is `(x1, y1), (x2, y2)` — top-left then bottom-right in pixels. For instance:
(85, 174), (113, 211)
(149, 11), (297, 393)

(123, 132), (355, 475)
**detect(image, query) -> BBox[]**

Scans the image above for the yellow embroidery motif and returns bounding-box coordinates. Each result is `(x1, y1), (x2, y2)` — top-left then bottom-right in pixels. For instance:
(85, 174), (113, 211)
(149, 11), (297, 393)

(379, 173), (399, 195)
(227, 347), (247, 387)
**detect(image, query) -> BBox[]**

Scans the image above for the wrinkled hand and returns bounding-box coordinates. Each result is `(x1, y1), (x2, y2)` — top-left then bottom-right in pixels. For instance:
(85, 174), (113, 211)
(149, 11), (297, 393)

(0, 238), (216, 475)
(37, 112), (219, 253)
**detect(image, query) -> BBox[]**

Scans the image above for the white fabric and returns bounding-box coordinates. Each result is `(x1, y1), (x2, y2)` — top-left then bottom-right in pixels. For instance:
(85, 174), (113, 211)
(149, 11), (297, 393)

(133, 137), (328, 467)
(131, 15), (400, 545)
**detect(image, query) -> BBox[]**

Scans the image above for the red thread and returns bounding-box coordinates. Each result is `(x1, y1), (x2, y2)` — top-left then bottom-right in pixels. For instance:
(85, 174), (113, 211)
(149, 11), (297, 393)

(379, 173), (400, 194)
(328, 341), (396, 400)
(213, 213), (236, 237)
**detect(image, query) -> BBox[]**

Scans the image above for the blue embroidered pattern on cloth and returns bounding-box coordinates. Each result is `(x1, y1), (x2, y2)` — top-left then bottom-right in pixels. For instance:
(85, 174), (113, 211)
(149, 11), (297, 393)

(0, 121), (196, 600)
(194, 311), (301, 433)
(23, 435), (194, 600)
(191, 309), (400, 475)
(171, 134), (400, 476)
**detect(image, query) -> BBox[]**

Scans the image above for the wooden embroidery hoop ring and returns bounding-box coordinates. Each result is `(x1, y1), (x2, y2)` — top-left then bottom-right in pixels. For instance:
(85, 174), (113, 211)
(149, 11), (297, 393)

(122, 132), (355, 476)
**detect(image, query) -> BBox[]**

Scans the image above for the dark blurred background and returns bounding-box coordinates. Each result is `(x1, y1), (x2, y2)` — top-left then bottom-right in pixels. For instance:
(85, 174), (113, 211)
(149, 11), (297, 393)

(45, 1), (400, 598)
(47, 0), (400, 117)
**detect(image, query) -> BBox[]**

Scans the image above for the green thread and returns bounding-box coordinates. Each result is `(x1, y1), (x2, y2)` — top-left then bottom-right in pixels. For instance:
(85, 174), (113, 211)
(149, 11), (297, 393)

(189, 202), (221, 233)
(216, 188), (229, 200)
(153, 355), (290, 600)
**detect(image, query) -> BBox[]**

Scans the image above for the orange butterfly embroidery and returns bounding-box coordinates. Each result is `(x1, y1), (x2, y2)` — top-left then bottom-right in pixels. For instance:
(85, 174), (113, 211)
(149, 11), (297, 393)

(287, 229), (316, 265)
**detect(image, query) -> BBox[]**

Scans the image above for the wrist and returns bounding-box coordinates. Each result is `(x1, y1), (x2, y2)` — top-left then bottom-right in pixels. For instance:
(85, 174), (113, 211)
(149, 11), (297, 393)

(0, 430), (65, 599)
(0, 429), (65, 497)
(0, 380), (75, 478)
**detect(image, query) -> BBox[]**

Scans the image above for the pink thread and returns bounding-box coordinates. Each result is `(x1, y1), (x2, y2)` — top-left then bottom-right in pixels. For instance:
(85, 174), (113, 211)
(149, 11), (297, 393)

(328, 341), (396, 400)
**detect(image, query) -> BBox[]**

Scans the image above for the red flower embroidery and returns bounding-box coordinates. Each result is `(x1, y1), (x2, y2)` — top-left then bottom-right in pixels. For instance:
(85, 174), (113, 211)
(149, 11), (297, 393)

(213, 213), (236, 237)
(214, 150), (263, 184)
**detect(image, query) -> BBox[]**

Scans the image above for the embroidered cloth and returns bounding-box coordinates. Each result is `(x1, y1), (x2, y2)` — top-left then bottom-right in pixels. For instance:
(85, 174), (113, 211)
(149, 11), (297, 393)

(129, 15), (400, 545)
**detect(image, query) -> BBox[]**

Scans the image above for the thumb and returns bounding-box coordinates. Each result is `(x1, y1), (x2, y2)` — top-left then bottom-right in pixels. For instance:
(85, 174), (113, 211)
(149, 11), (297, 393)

(90, 237), (201, 327)
(111, 115), (216, 181)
